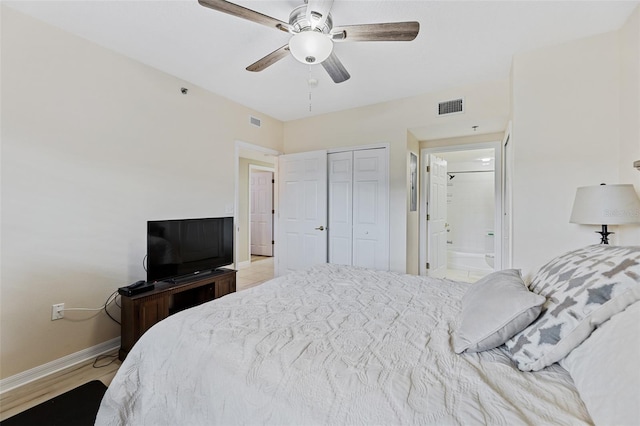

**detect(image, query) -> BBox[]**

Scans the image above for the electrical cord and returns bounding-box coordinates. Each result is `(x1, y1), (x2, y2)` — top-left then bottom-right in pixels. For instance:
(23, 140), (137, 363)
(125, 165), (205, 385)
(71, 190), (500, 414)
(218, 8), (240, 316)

(58, 292), (124, 369)
(59, 290), (121, 325)
(93, 353), (119, 368)
(104, 290), (121, 325)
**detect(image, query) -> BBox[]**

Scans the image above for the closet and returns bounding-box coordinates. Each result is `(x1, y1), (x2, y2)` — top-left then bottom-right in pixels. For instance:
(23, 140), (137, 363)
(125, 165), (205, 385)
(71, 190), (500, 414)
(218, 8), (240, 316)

(328, 147), (389, 270)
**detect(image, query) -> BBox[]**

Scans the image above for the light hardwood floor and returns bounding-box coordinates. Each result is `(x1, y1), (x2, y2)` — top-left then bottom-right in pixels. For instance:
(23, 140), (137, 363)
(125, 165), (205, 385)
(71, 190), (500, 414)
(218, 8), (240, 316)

(0, 351), (121, 422)
(1, 257), (274, 421)
(237, 255), (274, 291)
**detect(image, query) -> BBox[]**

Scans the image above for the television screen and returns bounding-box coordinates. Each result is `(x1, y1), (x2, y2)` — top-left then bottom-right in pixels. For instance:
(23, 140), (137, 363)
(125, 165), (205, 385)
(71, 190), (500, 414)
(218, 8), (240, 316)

(147, 217), (233, 282)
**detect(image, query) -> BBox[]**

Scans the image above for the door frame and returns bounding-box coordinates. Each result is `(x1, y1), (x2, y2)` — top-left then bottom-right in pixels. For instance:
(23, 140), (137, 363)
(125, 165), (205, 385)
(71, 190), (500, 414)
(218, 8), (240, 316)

(248, 165), (275, 260)
(501, 122), (513, 269)
(419, 141), (504, 276)
(425, 154), (448, 278)
(234, 141), (281, 270)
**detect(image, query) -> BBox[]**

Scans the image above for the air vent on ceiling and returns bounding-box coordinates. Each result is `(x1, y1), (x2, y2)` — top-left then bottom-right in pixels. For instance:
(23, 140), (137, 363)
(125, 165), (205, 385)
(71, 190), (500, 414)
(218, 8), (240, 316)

(438, 98), (464, 116)
(249, 115), (261, 127)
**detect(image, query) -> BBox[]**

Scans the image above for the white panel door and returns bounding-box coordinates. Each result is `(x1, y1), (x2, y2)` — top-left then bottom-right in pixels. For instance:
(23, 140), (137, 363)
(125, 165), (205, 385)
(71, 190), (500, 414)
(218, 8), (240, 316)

(426, 155), (447, 278)
(250, 171), (273, 256)
(328, 152), (353, 265)
(277, 150), (327, 275)
(352, 149), (388, 270)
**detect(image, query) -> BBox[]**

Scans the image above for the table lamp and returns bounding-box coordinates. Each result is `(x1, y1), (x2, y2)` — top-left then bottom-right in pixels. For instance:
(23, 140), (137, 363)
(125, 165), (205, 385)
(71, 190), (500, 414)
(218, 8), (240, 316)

(569, 183), (640, 244)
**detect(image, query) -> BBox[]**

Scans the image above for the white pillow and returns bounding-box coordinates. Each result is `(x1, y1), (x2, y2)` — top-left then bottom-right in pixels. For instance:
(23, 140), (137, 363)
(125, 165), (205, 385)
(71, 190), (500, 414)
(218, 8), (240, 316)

(561, 301), (640, 426)
(505, 245), (640, 371)
(453, 269), (545, 354)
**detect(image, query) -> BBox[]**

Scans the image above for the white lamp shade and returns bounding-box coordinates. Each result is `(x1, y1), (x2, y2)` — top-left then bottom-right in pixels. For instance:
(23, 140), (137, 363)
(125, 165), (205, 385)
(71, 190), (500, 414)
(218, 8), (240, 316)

(570, 184), (640, 225)
(289, 31), (333, 64)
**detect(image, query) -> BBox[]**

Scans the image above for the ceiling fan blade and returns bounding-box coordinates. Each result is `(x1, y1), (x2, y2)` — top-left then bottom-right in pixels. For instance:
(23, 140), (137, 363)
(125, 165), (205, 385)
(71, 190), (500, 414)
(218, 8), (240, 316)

(331, 21), (419, 42)
(322, 52), (350, 84)
(198, 0), (292, 33)
(246, 45), (290, 72)
(306, 0), (334, 30)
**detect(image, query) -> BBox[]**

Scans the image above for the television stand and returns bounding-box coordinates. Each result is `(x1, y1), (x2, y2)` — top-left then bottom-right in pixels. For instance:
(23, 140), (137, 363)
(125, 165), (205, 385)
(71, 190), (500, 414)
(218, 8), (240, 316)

(119, 268), (236, 360)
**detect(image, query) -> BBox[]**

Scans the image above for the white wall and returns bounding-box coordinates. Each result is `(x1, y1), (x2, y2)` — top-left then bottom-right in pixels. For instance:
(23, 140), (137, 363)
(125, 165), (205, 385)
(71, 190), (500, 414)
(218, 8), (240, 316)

(446, 172), (495, 254)
(0, 7), (283, 379)
(510, 29), (635, 278)
(618, 6), (640, 245)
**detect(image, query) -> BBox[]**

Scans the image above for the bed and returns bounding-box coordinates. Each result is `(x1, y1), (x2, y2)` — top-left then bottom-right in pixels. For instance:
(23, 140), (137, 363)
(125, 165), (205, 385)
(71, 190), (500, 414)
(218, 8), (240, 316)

(96, 245), (640, 425)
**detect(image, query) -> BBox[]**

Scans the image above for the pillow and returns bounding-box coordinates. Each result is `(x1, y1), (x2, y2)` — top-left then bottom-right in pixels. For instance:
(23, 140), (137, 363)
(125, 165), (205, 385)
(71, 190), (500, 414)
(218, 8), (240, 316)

(560, 301), (640, 426)
(453, 269), (545, 354)
(505, 245), (640, 371)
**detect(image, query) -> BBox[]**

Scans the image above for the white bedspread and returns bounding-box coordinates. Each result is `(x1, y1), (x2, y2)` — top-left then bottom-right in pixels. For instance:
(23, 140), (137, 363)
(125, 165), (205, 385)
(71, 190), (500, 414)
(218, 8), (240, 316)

(97, 264), (591, 425)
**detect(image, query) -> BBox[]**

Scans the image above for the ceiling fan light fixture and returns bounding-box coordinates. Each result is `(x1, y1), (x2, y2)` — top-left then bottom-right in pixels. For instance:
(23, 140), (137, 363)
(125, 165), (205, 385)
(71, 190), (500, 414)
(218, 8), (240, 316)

(289, 31), (333, 64)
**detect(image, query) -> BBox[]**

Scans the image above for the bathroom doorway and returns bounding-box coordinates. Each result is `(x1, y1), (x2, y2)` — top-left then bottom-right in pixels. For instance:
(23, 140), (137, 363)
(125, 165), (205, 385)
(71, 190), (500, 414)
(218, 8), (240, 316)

(420, 142), (503, 282)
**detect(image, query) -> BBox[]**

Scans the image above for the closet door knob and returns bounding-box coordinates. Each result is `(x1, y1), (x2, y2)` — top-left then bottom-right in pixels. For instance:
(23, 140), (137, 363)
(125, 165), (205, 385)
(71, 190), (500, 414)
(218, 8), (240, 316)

(315, 226), (325, 231)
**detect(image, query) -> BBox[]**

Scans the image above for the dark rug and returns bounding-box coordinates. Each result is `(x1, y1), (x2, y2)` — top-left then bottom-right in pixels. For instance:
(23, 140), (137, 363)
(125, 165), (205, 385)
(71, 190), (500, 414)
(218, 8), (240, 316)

(1, 380), (107, 426)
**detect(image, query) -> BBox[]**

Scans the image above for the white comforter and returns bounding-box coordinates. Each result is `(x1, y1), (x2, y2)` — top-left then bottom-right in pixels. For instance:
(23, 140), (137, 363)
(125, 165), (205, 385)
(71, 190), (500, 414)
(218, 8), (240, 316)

(97, 264), (591, 425)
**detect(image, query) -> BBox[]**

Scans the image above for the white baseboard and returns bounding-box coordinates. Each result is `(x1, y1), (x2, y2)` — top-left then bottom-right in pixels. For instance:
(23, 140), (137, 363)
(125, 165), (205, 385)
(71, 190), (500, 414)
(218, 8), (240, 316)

(0, 337), (121, 394)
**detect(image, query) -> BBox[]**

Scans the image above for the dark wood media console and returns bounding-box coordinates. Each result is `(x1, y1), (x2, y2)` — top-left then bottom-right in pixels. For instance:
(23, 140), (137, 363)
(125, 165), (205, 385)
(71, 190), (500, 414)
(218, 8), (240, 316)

(119, 268), (236, 360)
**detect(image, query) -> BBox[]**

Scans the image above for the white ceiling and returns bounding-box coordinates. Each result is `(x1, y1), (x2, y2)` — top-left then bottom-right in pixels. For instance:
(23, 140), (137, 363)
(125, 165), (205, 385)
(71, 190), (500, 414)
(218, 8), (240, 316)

(5, 0), (638, 125)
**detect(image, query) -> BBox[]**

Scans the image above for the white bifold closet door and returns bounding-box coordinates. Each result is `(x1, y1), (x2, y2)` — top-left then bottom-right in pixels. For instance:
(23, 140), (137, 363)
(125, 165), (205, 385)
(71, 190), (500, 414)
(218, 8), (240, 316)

(328, 148), (389, 271)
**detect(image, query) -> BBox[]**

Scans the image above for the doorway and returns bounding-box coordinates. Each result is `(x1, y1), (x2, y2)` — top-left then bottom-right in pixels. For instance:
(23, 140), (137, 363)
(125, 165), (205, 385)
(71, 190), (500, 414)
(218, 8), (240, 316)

(420, 142), (503, 282)
(235, 141), (279, 289)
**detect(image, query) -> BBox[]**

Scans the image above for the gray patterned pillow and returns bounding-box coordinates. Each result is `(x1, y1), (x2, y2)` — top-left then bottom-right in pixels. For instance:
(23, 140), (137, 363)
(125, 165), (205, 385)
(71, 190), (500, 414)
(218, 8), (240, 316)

(505, 245), (640, 371)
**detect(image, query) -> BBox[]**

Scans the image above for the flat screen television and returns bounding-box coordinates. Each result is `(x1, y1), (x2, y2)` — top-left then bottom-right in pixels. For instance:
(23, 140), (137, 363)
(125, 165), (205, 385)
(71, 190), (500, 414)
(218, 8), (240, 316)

(147, 217), (233, 282)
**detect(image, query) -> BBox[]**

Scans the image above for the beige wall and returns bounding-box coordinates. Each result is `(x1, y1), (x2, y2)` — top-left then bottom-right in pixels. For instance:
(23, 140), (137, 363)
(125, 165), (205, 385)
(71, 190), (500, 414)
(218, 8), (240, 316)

(237, 158), (276, 264)
(618, 6), (640, 245)
(283, 80), (510, 272)
(0, 7), (283, 379)
(510, 27), (637, 279)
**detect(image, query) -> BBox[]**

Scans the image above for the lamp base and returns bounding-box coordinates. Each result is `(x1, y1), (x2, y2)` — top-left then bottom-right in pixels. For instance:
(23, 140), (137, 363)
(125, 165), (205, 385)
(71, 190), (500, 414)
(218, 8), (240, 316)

(596, 224), (613, 245)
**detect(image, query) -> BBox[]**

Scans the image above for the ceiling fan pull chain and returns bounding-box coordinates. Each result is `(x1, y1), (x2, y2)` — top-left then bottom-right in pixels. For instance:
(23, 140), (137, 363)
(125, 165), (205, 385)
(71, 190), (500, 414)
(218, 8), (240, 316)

(308, 66), (313, 112)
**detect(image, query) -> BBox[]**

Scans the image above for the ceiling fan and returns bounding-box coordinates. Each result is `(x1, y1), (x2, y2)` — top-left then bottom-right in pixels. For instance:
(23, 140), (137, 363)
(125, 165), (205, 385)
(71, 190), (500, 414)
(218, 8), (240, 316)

(198, 0), (420, 83)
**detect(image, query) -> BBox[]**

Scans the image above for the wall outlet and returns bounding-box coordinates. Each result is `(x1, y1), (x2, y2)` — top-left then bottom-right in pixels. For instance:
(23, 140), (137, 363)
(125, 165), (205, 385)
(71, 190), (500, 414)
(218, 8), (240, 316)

(51, 303), (64, 321)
